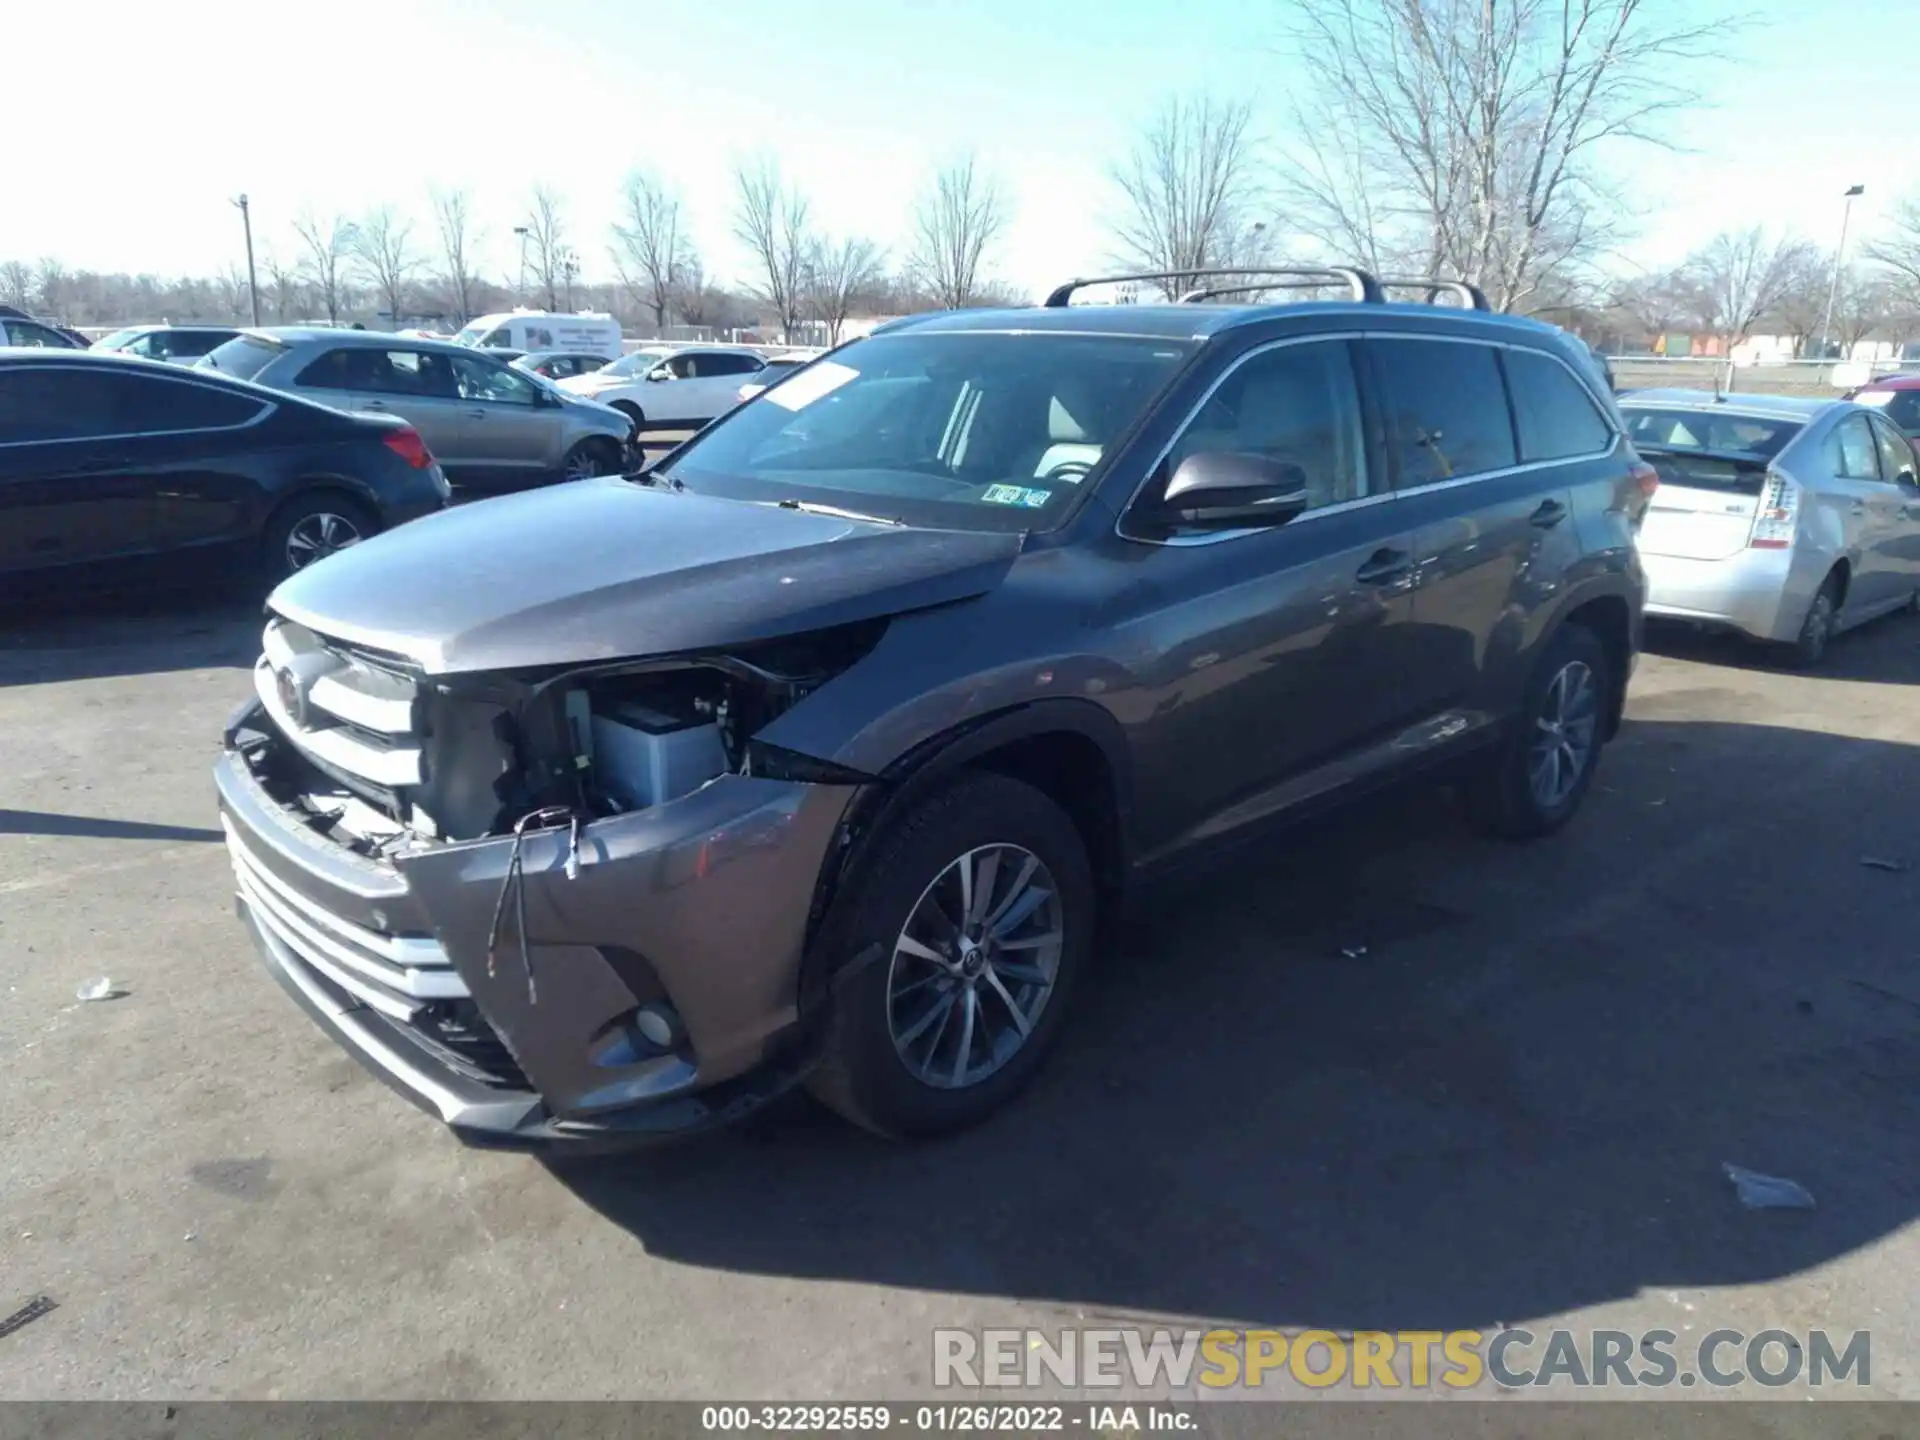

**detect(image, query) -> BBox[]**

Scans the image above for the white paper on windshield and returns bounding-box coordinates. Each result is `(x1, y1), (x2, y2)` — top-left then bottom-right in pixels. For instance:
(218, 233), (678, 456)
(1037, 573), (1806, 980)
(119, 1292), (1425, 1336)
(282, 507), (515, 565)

(1852, 389), (1895, 407)
(766, 360), (859, 411)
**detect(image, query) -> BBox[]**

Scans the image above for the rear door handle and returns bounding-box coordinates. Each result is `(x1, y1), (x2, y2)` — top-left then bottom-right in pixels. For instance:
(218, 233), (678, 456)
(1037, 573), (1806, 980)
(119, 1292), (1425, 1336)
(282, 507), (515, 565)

(361, 399), (388, 411)
(1530, 499), (1568, 528)
(467, 408), (487, 419)
(73, 455), (137, 473)
(1355, 547), (1412, 585)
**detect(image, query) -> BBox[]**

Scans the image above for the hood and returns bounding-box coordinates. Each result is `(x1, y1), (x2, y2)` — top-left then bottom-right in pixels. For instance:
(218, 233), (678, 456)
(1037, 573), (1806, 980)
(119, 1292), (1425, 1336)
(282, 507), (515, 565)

(267, 478), (1022, 675)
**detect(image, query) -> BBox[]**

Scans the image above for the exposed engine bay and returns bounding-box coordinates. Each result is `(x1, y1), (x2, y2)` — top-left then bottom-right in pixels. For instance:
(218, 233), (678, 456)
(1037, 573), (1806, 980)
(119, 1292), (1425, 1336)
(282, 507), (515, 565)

(238, 615), (887, 858)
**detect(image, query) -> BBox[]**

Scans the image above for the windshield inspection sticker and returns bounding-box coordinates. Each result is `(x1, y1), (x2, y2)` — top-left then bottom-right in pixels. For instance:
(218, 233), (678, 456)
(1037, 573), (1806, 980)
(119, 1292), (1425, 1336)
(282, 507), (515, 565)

(766, 360), (860, 411)
(981, 484), (1053, 508)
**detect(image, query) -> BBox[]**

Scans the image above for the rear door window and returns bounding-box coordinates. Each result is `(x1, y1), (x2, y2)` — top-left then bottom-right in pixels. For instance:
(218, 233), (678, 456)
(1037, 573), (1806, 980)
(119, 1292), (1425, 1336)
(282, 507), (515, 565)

(1869, 415), (1917, 482)
(1504, 348), (1614, 461)
(1368, 338), (1517, 485)
(0, 368), (125, 441)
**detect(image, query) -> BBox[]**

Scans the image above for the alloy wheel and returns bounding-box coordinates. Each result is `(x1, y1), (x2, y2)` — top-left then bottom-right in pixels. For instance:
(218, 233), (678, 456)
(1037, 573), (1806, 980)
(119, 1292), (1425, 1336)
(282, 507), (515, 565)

(1528, 659), (1598, 810)
(284, 512), (363, 571)
(886, 843), (1064, 1090)
(564, 445), (604, 480)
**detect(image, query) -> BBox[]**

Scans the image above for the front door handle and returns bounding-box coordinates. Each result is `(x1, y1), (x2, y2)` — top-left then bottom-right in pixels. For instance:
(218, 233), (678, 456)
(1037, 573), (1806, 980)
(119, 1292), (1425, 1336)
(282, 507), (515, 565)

(361, 399), (389, 411)
(1355, 547), (1412, 585)
(467, 408), (487, 419)
(1531, 499), (1568, 528)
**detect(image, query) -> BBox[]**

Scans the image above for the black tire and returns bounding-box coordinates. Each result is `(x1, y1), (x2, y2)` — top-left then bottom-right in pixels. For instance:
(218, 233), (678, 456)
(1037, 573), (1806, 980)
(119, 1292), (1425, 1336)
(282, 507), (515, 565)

(261, 492), (376, 585)
(1463, 623), (1610, 841)
(562, 439), (620, 481)
(805, 771), (1096, 1139)
(610, 401), (645, 430)
(1780, 572), (1842, 669)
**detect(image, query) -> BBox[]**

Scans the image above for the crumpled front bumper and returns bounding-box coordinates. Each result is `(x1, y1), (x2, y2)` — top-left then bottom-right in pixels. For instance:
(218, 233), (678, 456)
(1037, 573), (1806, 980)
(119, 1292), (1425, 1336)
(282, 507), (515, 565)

(215, 715), (858, 1149)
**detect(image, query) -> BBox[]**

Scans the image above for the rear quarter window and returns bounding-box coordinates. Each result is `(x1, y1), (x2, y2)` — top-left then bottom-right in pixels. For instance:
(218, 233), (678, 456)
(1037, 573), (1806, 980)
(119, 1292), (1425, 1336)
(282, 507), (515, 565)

(1505, 348), (1614, 461)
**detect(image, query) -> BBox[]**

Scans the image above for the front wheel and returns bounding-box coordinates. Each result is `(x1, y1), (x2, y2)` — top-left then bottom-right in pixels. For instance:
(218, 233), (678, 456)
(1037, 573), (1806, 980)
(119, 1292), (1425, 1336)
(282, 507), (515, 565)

(561, 439), (619, 481)
(806, 772), (1095, 1139)
(1463, 623), (1610, 840)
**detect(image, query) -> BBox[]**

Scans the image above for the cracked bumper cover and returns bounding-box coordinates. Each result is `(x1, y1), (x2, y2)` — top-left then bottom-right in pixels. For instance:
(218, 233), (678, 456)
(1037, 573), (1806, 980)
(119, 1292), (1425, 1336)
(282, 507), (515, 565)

(215, 726), (858, 1149)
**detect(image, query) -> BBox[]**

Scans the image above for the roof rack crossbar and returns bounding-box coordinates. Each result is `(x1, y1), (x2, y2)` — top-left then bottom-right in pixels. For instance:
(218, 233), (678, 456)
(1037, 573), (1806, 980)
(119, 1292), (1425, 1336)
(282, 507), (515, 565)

(1042, 267), (1384, 308)
(1177, 280), (1358, 303)
(1374, 277), (1492, 311)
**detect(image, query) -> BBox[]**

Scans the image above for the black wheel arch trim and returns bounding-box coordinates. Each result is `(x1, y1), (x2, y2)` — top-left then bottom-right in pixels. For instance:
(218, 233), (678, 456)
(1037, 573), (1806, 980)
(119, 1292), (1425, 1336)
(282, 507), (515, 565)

(1534, 575), (1641, 739)
(795, 697), (1134, 1012)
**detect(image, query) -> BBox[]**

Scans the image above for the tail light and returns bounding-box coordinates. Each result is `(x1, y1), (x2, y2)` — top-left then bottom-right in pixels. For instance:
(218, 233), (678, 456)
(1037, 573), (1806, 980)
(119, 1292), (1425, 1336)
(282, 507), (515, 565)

(1749, 470), (1798, 549)
(1629, 460), (1660, 499)
(382, 426), (432, 469)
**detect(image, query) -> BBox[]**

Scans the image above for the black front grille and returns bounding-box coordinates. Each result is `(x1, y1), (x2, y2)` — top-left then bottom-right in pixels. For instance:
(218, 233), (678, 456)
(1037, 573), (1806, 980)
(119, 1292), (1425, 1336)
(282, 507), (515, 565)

(401, 1001), (532, 1090)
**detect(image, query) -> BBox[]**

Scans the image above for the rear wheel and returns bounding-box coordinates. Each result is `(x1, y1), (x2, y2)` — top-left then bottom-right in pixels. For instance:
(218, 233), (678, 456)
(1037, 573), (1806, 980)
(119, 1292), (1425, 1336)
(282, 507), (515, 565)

(1463, 623), (1609, 840)
(806, 772), (1095, 1139)
(1781, 572), (1842, 668)
(262, 493), (375, 585)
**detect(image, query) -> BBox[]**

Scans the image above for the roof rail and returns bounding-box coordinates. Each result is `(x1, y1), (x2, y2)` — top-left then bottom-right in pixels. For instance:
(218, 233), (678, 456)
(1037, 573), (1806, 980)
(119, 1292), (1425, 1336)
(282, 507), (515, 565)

(1042, 267), (1383, 308)
(1177, 280), (1358, 303)
(1375, 277), (1492, 311)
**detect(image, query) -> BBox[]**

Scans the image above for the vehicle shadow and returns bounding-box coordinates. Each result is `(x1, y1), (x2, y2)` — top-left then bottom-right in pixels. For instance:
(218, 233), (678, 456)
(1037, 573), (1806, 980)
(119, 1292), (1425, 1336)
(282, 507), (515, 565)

(0, 809), (224, 842)
(0, 589), (261, 688)
(554, 714), (1920, 1333)
(1644, 604), (1920, 684)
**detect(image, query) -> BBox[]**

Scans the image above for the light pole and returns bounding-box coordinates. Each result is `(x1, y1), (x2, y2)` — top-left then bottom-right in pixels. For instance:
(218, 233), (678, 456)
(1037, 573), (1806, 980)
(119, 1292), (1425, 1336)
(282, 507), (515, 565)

(1817, 183), (1865, 360)
(231, 193), (261, 326)
(513, 226), (530, 302)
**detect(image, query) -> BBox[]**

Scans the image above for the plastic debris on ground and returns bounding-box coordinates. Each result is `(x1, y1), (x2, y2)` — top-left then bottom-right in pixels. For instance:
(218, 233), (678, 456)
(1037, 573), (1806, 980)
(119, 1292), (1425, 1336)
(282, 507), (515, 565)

(75, 977), (124, 1002)
(1722, 1163), (1816, 1210)
(1859, 856), (1909, 873)
(0, 1296), (57, 1342)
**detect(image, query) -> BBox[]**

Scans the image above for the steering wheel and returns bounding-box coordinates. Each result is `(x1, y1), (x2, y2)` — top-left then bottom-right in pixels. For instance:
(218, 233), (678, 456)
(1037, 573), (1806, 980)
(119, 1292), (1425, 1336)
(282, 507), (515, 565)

(1041, 461), (1095, 483)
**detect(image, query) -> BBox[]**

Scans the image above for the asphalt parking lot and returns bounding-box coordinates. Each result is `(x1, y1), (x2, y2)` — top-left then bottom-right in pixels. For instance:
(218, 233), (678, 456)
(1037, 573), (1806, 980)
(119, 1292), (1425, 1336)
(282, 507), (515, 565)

(4, 594), (1920, 1401)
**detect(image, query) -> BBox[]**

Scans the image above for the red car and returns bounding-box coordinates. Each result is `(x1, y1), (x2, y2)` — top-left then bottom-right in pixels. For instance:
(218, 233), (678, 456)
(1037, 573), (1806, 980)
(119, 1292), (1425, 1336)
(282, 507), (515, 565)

(1847, 373), (1920, 454)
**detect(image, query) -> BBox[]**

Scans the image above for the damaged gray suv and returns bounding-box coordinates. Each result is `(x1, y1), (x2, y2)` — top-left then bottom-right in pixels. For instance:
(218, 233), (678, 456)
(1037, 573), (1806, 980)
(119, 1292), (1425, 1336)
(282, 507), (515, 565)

(215, 268), (1654, 1147)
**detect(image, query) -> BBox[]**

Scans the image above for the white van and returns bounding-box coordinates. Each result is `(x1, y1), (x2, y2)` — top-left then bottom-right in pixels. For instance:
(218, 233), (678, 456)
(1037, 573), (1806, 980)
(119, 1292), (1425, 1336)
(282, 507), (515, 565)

(453, 311), (624, 360)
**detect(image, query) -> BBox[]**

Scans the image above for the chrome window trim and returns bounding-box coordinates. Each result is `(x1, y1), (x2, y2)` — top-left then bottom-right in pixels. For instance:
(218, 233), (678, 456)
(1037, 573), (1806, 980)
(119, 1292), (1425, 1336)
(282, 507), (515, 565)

(0, 362), (276, 449)
(1116, 329), (1622, 548)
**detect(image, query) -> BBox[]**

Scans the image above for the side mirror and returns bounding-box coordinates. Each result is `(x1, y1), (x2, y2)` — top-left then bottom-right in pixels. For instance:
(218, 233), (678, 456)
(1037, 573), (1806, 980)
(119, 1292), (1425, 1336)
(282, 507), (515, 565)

(648, 367), (672, 382)
(1151, 451), (1311, 529)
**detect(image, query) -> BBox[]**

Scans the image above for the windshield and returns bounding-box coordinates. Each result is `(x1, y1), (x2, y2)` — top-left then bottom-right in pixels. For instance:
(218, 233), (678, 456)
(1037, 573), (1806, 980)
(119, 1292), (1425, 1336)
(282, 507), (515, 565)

(452, 322), (489, 346)
(198, 333), (288, 380)
(653, 331), (1197, 532)
(599, 348), (672, 379)
(1622, 407), (1803, 460)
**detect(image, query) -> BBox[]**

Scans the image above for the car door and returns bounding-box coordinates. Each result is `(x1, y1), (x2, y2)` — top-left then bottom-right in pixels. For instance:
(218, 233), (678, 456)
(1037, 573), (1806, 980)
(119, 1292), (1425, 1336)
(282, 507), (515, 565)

(448, 352), (553, 480)
(0, 364), (159, 576)
(344, 347), (472, 471)
(1866, 412), (1920, 605)
(641, 352), (701, 422)
(1115, 335), (1422, 854)
(1825, 411), (1900, 613)
(126, 371), (278, 555)
(691, 352), (764, 419)
(1362, 335), (1587, 727)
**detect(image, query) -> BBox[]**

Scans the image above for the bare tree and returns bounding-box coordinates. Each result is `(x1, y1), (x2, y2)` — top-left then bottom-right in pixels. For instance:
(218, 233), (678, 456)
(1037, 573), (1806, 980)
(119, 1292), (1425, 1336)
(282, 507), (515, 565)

(1280, 0), (1726, 311)
(1107, 96), (1266, 298)
(1762, 247), (1837, 355)
(610, 170), (694, 336)
(293, 212), (357, 324)
(352, 205), (421, 323)
(215, 263), (253, 321)
(906, 155), (1010, 308)
(806, 235), (884, 344)
(431, 188), (482, 325)
(260, 250), (302, 323)
(523, 187), (568, 311)
(35, 258), (71, 318)
(732, 156), (813, 339)
(1834, 270), (1898, 354)
(0, 259), (32, 309)
(1679, 228), (1816, 344)
(1866, 193), (1920, 309)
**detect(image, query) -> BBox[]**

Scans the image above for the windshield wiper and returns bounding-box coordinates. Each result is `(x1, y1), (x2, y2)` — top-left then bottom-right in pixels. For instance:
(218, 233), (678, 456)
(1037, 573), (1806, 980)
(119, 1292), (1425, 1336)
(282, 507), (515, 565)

(772, 498), (904, 527)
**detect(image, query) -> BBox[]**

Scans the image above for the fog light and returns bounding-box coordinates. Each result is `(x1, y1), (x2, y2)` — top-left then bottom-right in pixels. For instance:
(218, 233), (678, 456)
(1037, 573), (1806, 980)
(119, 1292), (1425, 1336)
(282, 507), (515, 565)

(634, 1003), (682, 1049)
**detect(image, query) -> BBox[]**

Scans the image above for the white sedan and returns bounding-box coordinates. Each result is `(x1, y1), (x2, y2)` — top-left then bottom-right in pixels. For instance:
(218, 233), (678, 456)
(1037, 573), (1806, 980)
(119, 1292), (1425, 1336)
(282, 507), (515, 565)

(557, 344), (771, 430)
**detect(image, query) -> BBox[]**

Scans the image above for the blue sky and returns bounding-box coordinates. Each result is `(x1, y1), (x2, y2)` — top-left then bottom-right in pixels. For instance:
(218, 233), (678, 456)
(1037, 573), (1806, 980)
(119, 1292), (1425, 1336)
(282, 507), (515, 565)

(7, 0), (1912, 299)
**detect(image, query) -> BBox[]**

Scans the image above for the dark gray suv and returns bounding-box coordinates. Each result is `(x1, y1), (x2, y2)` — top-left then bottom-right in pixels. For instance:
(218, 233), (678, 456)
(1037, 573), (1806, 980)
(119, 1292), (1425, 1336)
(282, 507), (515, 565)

(214, 268), (1653, 1147)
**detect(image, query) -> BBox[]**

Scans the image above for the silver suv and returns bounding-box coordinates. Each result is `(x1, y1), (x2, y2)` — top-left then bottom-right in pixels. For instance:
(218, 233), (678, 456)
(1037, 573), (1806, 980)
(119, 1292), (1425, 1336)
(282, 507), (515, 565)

(201, 328), (635, 490)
